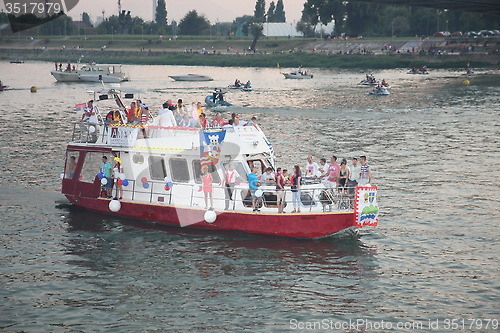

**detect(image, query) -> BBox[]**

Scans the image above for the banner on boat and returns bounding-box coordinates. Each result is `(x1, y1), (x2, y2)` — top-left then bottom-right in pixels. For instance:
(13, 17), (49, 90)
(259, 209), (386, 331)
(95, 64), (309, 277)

(108, 126), (139, 147)
(200, 129), (226, 168)
(354, 186), (379, 228)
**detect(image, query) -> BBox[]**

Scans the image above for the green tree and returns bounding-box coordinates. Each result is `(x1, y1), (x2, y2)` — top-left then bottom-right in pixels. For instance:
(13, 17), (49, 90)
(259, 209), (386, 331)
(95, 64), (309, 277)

(302, 0), (344, 35)
(267, 2), (276, 22)
(155, 0), (167, 28)
(232, 15), (253, 36)
(82, 12), (92, 26)
(118, 10), (132, 34)
(96, 15), (120, 35)
(249, 22), (263, 51)
(254, 0), (266, 22)
(275, 0), (286, 22)
(39, 14), (75, 35)
(178, 10), (210, 35)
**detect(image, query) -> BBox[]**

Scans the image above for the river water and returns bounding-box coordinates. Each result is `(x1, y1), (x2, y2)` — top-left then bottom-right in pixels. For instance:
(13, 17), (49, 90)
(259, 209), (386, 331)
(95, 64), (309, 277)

(0, 61), (499, 332)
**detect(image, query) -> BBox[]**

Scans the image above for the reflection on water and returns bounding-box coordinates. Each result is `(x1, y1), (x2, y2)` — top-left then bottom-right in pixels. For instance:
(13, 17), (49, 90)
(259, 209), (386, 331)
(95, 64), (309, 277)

(0, 61), (499, 331)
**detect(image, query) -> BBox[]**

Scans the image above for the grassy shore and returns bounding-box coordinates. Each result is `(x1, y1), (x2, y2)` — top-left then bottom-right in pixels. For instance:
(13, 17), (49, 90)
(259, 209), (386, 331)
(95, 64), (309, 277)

(0, 35), (498, 69)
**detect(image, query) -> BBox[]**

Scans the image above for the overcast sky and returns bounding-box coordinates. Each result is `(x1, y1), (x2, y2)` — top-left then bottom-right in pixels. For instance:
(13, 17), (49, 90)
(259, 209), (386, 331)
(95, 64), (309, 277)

(67, 0), (306, 24)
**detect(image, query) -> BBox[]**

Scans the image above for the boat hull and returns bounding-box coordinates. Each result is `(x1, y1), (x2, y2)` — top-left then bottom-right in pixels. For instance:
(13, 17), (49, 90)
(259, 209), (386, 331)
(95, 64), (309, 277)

(283, 73), (313, 79)
(169, 75), (213, 81)
(51, 71), (128, 82)
(65, 194), (357, 239)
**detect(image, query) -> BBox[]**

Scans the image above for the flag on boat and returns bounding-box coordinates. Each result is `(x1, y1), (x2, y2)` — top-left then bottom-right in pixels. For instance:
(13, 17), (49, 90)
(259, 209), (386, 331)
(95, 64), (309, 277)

(199, 129), (226, 168)
(74, 103), (86, 112)
(354, 186), (379, 228)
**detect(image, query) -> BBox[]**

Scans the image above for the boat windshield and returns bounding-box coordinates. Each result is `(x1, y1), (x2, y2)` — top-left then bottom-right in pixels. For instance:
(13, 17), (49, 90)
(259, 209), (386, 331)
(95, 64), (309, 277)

(222, 161), (248, 182)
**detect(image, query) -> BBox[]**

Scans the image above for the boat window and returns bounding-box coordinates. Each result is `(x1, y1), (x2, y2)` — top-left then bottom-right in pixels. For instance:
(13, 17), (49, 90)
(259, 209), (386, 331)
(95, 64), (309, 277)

(133, 153), (144, 164)
(169, 158), (190, 182)
(149, 156), (167, 180)
(80, 152), (106, 183)
(193, 160), (221, 184)
(64, 151), (80, 179)
(222, 161), (248, 182)
(247, 159), (265, 174)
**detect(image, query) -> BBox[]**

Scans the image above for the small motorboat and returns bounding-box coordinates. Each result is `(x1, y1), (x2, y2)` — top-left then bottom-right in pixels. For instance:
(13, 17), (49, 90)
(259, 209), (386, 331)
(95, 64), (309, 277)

(10, 59), (24, 64)
(282, 71), (313, 79)
(369, 86), (390, 95)
(358, 79), (379, 86)
(205, 95), (232, 108)
(169, 74), (213, 81)
(407, 67), (429, 75)
(228, 83), (252, 91)
(51, 64), (129, 82)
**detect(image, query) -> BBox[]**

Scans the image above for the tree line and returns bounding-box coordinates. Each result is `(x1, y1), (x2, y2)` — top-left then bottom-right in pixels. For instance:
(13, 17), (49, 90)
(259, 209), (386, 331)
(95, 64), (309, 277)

(1, 0), (497, 38)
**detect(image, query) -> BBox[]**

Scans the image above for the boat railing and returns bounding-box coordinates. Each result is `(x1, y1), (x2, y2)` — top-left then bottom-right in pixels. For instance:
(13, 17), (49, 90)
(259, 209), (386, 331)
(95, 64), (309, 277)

(71, 121), (256, 146)
(110, 178), (356, 213)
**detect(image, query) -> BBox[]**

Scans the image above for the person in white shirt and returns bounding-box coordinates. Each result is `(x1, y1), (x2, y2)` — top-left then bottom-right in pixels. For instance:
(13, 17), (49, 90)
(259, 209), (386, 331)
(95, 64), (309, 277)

(260, 167), (276, 185)
(224, 164), (242, 210)
(155, 102), (177, 128)
(304, 156), (319, 178)
(317, 158), (329, 179)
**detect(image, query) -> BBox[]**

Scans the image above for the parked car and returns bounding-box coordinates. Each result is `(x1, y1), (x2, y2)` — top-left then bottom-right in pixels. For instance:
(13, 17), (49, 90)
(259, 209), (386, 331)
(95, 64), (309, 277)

(479, 30), (494, 36)
(433, 31), (447, 37)
(450, 31), (463, 36)
(464, 31), (479, 37)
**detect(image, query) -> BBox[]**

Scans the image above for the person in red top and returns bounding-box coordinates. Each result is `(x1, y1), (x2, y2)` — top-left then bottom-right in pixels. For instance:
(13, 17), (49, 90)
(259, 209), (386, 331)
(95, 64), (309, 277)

(127, 101), (137, 124)
(275, 167), (286, 213)
(198, 113), (208, 128)
(212, 113), (224, 127)
(201, 167), (213, 209)
(323, 155), (340, 189)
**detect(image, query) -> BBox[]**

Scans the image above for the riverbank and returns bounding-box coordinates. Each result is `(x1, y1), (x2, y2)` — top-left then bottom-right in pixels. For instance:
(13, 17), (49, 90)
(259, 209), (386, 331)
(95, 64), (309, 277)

(1, 35), (498, 69)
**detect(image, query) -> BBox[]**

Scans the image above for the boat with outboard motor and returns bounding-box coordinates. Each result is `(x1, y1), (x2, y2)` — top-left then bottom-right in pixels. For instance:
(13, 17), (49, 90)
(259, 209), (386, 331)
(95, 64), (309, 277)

(51, 63), (129, 83)
(61, 88), (379, 239)
(282, 71), (314, 79)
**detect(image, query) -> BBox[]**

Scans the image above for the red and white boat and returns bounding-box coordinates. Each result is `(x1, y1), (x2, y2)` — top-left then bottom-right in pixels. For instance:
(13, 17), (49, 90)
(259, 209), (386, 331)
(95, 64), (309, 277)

(61, 89), (379, 239)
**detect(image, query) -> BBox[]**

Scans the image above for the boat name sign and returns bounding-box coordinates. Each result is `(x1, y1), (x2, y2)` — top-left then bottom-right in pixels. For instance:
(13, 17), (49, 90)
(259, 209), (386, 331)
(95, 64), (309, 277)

(108, 126), (139, 147)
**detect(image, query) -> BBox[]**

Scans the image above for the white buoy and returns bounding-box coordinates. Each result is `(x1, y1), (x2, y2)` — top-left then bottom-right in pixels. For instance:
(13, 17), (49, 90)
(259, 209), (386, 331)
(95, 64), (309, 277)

(100, 178), (108, 185)
(204, 210), (217, 223)
(255, 189), (263, 198)
(109, 199), (121, 212)
(88, 126), (96, 133)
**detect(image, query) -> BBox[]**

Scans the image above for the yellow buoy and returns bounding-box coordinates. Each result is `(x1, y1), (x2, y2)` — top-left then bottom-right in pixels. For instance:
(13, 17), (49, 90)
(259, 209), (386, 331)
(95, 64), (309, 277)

(30, 86), (38, 93)
(463, 80), (470, 86)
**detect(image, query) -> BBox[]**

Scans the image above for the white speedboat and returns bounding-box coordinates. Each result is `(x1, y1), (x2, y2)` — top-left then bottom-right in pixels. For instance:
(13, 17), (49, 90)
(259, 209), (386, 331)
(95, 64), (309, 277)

(51, 64), (129, 82)
(282, 71), (313, 79)
(169, 74), (213, 81)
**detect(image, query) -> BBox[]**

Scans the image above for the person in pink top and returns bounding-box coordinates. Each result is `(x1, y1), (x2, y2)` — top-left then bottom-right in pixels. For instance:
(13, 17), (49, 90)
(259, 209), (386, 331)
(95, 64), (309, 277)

(201, 167), (213, 209)
(323, 155), (340, 189)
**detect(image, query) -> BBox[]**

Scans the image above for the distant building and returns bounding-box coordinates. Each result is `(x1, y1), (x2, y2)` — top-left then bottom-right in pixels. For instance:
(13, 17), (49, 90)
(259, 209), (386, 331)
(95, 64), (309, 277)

(263, 23), (303, 37)
(262, 22), (335, 38)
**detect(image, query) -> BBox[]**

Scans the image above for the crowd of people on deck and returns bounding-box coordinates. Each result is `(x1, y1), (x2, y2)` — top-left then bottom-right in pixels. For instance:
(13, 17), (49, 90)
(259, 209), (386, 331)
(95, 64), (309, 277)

(79, 97), (260, 131)
(233, 155), (373, 214)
